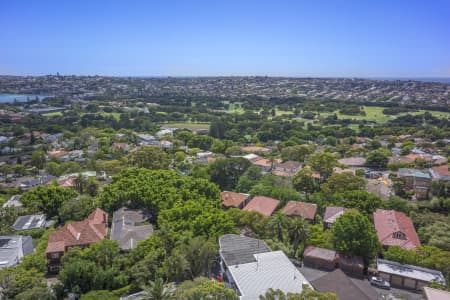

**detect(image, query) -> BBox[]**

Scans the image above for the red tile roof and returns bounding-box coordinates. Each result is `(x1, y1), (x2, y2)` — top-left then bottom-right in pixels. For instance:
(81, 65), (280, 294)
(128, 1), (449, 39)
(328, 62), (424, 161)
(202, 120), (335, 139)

(46, 208), (108, 253)
(303, 245), (337, 261)
(243, 196), (280, 217)
(221, 191), (249, 208)
(271, 170), (293, 177)
(431, 164), (450, 177)
(241, 146), (271, 153)
(282, 201), (317, 220)
(47, 149), (69, 158)
(323, 206), (347, 224)
(58, 176), (76, 188)
(251, 158), (273, 168)
(373, 209), (420, 250)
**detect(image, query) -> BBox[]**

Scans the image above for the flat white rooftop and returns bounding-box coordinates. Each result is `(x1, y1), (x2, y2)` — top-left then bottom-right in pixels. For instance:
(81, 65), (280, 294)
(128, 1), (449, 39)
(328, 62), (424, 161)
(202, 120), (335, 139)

(228, 250), (310, 300)
(377, 259), (445, 285)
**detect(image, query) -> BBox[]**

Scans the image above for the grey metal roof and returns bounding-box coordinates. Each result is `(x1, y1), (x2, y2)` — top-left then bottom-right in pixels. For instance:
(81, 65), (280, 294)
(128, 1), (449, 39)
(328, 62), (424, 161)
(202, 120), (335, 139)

(2, 195), (23, 208)
(110, 207), (153, 250)
(0, 235), (34, 269)
(377, 259), (445, 285)
(398, 168), (431, 179)
(219, 234), (271, 267)
(311, 269), (378, 300)
(12, 214), (52, 230)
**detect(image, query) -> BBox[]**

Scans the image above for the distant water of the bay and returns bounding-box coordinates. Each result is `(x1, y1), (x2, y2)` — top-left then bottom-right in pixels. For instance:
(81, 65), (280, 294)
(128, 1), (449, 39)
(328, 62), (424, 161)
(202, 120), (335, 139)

(0, 94), (52, 103)
(367, 77), (450, 84)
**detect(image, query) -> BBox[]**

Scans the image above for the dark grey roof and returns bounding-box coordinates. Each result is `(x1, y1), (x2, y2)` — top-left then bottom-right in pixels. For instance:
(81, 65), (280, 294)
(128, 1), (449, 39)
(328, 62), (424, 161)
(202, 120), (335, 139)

(219, 234), (271, 267)
(311, 269), (378, 300)
(110, 207), (153, 250)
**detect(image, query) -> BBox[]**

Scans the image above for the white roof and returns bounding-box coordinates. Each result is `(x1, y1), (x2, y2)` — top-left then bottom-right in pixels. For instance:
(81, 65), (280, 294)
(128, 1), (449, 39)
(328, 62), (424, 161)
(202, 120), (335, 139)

(228, 251), (310, 300)
(243, 154), (259, 161)
(377, 259), (445, 285)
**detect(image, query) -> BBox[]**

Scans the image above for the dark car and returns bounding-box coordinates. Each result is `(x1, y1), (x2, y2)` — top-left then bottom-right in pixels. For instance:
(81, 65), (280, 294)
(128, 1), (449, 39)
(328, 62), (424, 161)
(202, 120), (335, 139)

(369, 276), (391, 289)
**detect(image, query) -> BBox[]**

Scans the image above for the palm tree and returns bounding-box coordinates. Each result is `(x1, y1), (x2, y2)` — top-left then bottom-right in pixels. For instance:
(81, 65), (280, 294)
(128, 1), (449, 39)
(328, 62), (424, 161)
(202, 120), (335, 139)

(142, 277), (175, 300)
(266, 211), (287, 242)
(287, 217), (311, 257)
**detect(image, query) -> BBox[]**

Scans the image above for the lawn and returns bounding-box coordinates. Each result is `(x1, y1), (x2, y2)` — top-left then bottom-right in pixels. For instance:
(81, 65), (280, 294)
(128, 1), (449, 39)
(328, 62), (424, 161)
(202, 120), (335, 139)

(331, 106), (450, 124)
(42, 111), (63, 117)
(226, 101), (245, 114)
(80, 112), (121, 120)
(162, 122), (210, 131)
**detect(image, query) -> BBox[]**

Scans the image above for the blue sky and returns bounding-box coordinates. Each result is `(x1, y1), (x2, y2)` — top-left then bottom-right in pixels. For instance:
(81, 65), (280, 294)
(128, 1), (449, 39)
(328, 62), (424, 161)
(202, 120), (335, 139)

(1, 0), (449, 77)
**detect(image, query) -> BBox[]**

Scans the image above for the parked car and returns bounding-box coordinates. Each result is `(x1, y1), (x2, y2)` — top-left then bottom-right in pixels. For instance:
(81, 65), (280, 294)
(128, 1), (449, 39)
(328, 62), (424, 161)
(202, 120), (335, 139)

(369, 276), (390, 289)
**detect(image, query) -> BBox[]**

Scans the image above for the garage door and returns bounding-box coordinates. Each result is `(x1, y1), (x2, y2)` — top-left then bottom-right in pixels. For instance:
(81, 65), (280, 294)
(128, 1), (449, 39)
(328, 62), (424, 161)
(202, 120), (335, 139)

(391, 275), (403, 287)
(403, 278), (416, 289)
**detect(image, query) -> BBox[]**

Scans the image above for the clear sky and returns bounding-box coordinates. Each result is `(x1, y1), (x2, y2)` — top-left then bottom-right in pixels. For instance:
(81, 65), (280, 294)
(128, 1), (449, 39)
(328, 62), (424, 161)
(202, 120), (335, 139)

(1, 0), (449, 77)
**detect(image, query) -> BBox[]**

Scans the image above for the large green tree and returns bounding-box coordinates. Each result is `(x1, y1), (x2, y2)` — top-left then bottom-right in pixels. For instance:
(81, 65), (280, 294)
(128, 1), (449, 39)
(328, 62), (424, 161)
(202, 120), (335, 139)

(142, 277), (175, 300)
(331, 211), (379, 260)
(207, 157), (251, 190)
(128, 146), (170, 170)
(293, 168), (319, 200)
(365, 149), (389, 169)
(175, 277), (238, 300)
(281, 145), (313, 162)
(307, 152), (337, 179)
(97, 168), (220, 214)
(287, 217), (311, 257)
(320, 172), (366, 194)
(21, 185), (77, 218)
(30, 150), (46, 169)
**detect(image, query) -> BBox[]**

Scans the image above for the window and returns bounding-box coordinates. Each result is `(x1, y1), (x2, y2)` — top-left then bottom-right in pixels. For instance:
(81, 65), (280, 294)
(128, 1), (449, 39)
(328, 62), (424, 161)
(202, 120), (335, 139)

(393, 231), (406, 240)
(50, 253), (59, 259)
(49, 265), (60, 272)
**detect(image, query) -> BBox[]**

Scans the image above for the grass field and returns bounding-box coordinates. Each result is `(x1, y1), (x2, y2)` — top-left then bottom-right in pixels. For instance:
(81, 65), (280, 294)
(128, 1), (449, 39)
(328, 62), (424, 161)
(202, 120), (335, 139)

(323, 106), (450, 124)
(226, 102), (245, 114)
(80, 112), (121, 120)
(42, 111), (63, 117)
(162, 122), (210, 131)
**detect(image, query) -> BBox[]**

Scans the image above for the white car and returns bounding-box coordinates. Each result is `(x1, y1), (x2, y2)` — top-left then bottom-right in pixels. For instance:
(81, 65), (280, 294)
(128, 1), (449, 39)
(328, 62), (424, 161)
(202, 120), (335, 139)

(369, 276), (391, 290)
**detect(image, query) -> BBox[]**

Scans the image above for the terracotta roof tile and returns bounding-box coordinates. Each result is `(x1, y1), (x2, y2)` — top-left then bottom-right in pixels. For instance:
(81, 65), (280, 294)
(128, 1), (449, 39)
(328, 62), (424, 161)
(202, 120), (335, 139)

(243, 196), (280, 217)
(373, 209), (420, 249)
(282, 201), (317, 220)
(431, 164), (450, 177)
(221, 191), (249, 208)
(46, 208), (108, 254)
(323, 206), (347, 224)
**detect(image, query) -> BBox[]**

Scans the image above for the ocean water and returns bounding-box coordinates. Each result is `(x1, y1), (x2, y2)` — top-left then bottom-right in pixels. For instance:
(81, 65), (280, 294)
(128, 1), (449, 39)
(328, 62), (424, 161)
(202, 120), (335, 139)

(367, 77), (450, 84)
(0, 94), (51, 103)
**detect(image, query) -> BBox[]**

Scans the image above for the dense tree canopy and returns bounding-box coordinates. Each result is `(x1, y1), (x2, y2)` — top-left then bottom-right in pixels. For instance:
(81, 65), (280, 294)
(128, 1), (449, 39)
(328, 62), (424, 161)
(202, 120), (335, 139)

(97, 168), (220, 214)
(175, 277), (239, 300)
(128, 146), (171, 170)
(21, 185), (78, 219)
(307, 152), (337, 179)
(207, 157), (251, 190)
(365, 149), (390, 169)
(320, 172), (366, 194)
(331, 211), (379, 259)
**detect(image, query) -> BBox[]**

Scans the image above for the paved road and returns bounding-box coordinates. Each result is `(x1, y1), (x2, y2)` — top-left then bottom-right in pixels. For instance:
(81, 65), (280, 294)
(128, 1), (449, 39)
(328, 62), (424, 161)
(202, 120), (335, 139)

(299, 266), (425, 300)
